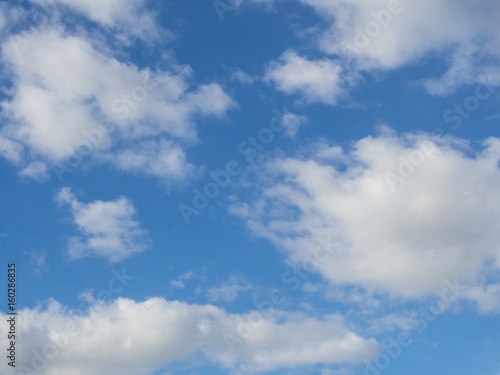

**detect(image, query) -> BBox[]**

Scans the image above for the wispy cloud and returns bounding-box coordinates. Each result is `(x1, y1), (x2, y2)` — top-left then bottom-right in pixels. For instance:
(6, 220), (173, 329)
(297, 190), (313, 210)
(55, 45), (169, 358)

(56, 187), (151, 262)
(207, 275), (253, 302)
(25, 249), (48, 275)
(170, 270), (194, 289)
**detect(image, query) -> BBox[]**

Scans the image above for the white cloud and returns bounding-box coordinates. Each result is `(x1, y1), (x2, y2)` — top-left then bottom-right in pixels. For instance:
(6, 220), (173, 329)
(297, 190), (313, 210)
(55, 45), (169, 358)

(231, 0), (276, 10)
(25, 249), (48, 275)
(0, 297), (378, 374)
(31, 0), (162, 42)
(213, 0), (276, 22)
(281, 111), (308, 137)
(0, 135), (23, 164)
(18, 161), (49, 181)
(230, 130), (500, 301)
(170, 270), (194, 289)
(106, 139), (197, 182)
(367, 313), (414, 334)
(0, 3), (26, 38)
(0, 27), (234, 182)
(0, 4), (6, 31)
(56, 187), (150, 262)
(264, 51), (344, 105)
(463, 283), (500, 314)
(230, 68), (256, 86)
(299, 0), (500, 92)
(210, 312), (378, 373)
(207, 275), (252, 302)
(314, 285), (380, 308)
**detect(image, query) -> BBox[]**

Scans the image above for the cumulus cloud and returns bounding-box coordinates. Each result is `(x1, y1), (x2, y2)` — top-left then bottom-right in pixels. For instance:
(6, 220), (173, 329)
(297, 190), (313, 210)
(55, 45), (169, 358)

(230, 130), (500, 302)
(264, 51), (344, 105)
(210, 312), (378, 373)
(299, 0), (500, 92)
(0, 297), (378, 374)
(0, 18), (234, 182)
(56, 187), (150, 262)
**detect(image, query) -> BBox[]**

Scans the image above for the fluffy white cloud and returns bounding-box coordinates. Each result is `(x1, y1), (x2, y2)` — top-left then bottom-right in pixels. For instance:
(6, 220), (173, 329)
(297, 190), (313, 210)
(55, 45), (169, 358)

(0, 297), (378, 374)
(264, 51), (344, 105)
(56, 187), (150, 262)
(209, 312), (377, 373)
(0, 27), (234, 182)
(299, 0), (500, 92)
(230, 130), (500, 301)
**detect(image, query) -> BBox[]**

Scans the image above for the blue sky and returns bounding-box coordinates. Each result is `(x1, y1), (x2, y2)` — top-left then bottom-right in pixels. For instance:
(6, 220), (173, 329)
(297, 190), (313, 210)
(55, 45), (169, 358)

(1, 0), (500, 374)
